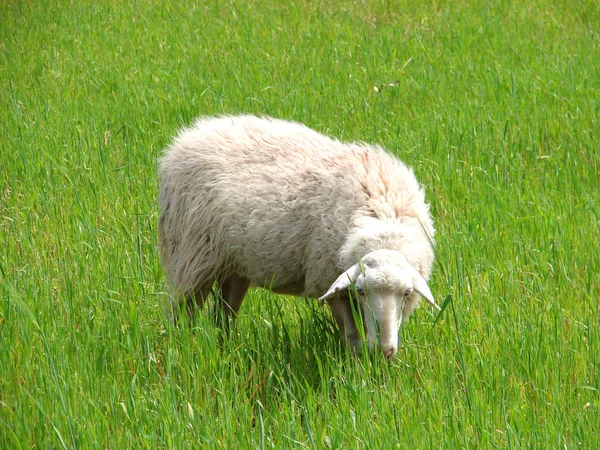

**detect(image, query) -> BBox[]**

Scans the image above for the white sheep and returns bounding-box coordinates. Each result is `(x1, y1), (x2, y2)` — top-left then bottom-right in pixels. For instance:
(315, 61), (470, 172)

(158, 115), (439, 360)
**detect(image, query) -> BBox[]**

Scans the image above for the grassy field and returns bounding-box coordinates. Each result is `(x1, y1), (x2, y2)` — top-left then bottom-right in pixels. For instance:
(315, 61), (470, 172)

(1, 0), (599, 448)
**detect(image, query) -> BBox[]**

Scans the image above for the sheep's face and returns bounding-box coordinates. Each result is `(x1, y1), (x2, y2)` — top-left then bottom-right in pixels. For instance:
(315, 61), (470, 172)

(319, 249), (438, 360)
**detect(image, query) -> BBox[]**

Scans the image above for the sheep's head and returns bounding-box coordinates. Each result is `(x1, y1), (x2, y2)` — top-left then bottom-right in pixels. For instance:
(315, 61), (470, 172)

(318, 249), (439, 361)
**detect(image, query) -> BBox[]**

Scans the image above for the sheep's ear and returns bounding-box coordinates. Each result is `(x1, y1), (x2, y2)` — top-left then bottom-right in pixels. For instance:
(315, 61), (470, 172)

(412, 271), (440, 311)
(318, 263), (361, 303)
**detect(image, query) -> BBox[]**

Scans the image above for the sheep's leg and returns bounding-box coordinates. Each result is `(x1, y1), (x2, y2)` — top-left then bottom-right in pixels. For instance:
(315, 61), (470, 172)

(164, 281), (212, 326)
(188, 283), (213, 320)
(326, 296), (363, 352)
(213, 273), (251, 332)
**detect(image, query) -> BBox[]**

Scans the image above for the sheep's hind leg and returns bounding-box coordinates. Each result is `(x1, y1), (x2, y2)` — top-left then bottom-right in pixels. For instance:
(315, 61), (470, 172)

(186, 282), (213, 323)
(165, 281), (213, 326)
(213, 273), (251, 333)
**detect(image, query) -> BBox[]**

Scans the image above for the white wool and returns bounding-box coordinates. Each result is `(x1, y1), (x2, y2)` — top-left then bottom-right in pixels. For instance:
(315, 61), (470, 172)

(158, 115), (436, 359)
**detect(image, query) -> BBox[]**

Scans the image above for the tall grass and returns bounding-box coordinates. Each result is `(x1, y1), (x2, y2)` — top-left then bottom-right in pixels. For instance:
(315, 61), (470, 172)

(1, 0), (598, 447)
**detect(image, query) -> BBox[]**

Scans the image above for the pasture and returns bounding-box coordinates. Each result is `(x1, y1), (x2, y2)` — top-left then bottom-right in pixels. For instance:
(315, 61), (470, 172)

(1, 0), (598, 447)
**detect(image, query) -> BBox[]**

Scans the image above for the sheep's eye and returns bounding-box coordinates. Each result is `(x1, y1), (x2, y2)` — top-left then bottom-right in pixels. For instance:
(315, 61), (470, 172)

(404, 288), (413, 297)
(354, 286), (364, 296)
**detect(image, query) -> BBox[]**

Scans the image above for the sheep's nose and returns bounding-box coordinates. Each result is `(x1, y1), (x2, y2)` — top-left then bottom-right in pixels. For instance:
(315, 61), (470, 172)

(383, 346), (397, 361)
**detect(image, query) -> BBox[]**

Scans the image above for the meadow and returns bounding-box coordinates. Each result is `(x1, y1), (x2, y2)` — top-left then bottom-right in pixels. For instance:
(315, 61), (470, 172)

(1, 0), (599, 448)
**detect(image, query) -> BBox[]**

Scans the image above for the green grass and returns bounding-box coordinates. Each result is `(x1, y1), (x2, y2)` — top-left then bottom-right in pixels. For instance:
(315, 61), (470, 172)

(1, 0), (599, 447)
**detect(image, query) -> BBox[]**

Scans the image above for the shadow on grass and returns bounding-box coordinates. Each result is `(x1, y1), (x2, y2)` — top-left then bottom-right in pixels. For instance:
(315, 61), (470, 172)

(160, 289), (408, 414)
(226, 293), (399, 405)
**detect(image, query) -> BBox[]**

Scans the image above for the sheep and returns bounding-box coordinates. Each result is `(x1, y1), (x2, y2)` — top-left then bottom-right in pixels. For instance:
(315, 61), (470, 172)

(158, 115), (439, 360)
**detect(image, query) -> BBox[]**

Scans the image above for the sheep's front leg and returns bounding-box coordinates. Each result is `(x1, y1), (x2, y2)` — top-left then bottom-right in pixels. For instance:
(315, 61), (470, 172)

(214, 273), (251, 332)
(326, 296), (362, 352)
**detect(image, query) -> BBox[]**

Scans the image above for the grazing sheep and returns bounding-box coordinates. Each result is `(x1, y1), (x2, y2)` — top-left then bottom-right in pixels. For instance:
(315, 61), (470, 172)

(158, 115), (439, 360)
